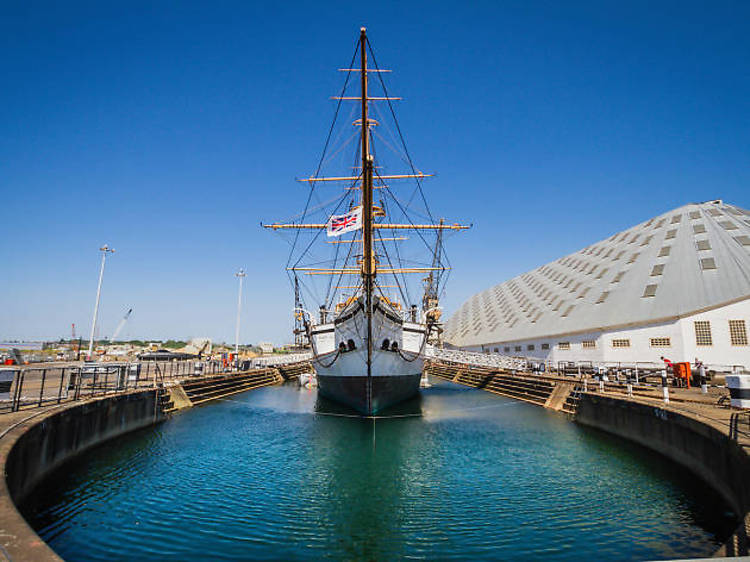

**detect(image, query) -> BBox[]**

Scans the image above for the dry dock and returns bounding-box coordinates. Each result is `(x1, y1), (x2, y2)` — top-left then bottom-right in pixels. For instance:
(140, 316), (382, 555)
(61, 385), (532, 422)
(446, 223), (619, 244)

(0, 359), (748, 558)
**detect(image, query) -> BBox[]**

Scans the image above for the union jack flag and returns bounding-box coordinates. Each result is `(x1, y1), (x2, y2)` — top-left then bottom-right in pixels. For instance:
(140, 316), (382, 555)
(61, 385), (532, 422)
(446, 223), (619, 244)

(327, 207), (362, 237)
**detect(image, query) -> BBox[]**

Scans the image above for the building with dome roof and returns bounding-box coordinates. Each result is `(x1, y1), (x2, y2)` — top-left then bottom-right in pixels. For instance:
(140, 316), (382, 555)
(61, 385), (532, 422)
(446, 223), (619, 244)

(444, 200), (750, 370)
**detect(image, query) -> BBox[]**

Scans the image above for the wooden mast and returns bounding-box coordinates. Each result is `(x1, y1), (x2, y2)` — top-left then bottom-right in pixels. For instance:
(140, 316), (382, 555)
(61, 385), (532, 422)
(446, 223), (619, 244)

(360, 27), (374, 413)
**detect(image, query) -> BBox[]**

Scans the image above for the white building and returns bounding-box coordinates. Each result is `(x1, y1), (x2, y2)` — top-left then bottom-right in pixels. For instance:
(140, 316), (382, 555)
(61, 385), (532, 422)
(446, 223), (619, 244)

(444, 200), (750, 371)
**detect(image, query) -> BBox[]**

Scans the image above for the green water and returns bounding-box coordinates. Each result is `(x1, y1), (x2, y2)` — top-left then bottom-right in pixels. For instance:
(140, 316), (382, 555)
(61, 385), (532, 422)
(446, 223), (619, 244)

(22, 378), (736, 560)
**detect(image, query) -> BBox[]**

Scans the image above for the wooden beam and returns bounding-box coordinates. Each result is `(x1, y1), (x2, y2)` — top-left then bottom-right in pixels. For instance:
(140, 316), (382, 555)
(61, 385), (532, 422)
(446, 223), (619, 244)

(331, 96), (401, 100)
(299, 173), (432, 183)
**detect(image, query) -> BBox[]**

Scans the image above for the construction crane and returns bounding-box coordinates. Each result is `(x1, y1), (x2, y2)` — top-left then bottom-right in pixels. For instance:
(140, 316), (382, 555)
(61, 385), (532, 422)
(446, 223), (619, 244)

(110, 308), (133, 342)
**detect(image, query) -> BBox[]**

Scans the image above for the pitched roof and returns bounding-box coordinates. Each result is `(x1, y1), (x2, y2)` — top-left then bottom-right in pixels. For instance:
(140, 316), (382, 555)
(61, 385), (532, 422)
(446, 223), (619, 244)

(444, 200), (750, 347)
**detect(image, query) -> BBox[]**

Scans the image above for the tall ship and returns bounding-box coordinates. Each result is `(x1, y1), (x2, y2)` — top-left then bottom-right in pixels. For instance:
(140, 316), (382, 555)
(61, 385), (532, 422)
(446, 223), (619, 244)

(264, 28), (469, 415)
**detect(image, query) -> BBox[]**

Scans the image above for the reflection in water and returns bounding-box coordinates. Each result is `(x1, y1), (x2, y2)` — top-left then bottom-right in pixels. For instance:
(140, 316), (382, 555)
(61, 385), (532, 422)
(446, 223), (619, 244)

(22, 379), (736, 561)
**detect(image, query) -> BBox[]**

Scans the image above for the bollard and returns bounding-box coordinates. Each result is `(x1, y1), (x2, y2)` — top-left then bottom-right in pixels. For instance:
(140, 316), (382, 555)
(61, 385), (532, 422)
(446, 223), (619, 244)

(626, 371), (633, 397)
(583, 376), (588, 393)
(599, 378), (604, 393)
(634, 365), (639, 385)
(661, 369), (669, 404)
(699, 363), (707, 395)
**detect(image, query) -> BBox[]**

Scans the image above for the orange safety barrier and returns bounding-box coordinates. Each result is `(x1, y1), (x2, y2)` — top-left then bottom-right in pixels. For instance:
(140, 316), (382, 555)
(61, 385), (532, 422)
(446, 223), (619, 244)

(673, 362), (692, 389)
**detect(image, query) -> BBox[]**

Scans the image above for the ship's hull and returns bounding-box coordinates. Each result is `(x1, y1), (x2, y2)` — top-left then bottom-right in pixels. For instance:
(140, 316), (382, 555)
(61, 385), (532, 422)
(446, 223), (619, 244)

(316, 347), (422, 414)
(310, 295), (425, 415)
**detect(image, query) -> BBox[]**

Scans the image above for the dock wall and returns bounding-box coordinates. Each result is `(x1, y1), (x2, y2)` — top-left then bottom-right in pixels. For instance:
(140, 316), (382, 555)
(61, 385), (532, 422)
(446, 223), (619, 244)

(0, 389), (165, 561)
(575, 393), (750, 556)
(0, 365), (305, 561)
(576, 394), (750, 514)
(427, 359), (750, 556)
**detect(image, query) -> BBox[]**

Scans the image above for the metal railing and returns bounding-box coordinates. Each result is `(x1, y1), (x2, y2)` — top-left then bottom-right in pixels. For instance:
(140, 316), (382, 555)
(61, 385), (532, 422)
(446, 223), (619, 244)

(252, 352), (313, 367)
(0, 359), (261, 414)
(730, 410), (750, 442)
(425, 347), (529, 371)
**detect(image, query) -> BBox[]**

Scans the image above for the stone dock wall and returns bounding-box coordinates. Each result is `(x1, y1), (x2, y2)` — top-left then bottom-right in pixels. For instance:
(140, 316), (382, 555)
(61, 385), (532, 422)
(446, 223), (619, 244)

(576, 394), (750, 516)
(0, 365), (307, 561)
(427, 359), (750, 556)
(575, 393), (750, 556)
(0, 389), (165, 561)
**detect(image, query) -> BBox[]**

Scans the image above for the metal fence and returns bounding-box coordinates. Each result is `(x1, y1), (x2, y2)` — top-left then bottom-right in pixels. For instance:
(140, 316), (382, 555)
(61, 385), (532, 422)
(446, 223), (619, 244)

(730, 410), (750, 442)
(252, 352), (313, 368)
(425, 347), (529, 371)
(0, 359), (252, 414)
(426, 347), (746, 379)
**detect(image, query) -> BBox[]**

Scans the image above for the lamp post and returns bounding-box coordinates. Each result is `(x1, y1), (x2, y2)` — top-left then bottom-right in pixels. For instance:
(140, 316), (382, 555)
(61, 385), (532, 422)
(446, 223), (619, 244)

(88, 245), (115, 359)
(234, 268), (246, 358)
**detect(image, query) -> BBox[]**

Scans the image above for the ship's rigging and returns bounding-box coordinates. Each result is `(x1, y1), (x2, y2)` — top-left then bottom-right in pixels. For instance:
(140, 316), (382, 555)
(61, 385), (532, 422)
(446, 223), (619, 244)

(263, 28), (470, 339)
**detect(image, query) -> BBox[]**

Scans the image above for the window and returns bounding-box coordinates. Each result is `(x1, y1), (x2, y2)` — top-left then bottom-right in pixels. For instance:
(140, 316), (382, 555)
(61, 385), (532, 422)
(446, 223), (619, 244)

(650, 337), (671, 347)
(671, 214), (682, 223)
(651, 264), (665, 276)
(642, 284), (658, 298)
(514, 346), (522, 352)
(695, 321), (713, 346)
(504, 347), (510, 353)
(611, 339), (630, 348)
(729, 320), (748, 346)
(595, 267), (609, 279)
(561, 305), (575, 317)
(527, 344), (535, 351)
(640, 235), (653, 246)
(665, 229), (677, 240)
(734, 235), (750, 246)
(696, 239), (711, 251)
(658, 246), (671, 257)
(612, 271), (625, 283)
(700, 257), (717, 270)
(689, 211), (701, 220)
(595, 291), (609, 304)
(494, 348), (499, 353)
(719, 220), (738, 230)
(541, 343), (550, 350)
(628, 252), (639, 263)
(582, 340), (596, 349)
(558, 342), (571, 350)
(613, 250), (625, 261)
(693, 224), (707, 234)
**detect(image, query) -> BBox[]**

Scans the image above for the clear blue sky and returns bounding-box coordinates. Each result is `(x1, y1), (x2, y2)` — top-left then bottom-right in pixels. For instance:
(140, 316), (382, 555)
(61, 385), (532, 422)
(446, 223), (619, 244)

(2, 1), (749, 345)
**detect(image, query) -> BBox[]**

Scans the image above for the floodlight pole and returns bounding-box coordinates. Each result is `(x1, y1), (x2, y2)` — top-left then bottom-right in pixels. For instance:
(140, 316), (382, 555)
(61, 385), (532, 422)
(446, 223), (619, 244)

(235, 268), (246, 356)
(88, 245), (115, 359)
